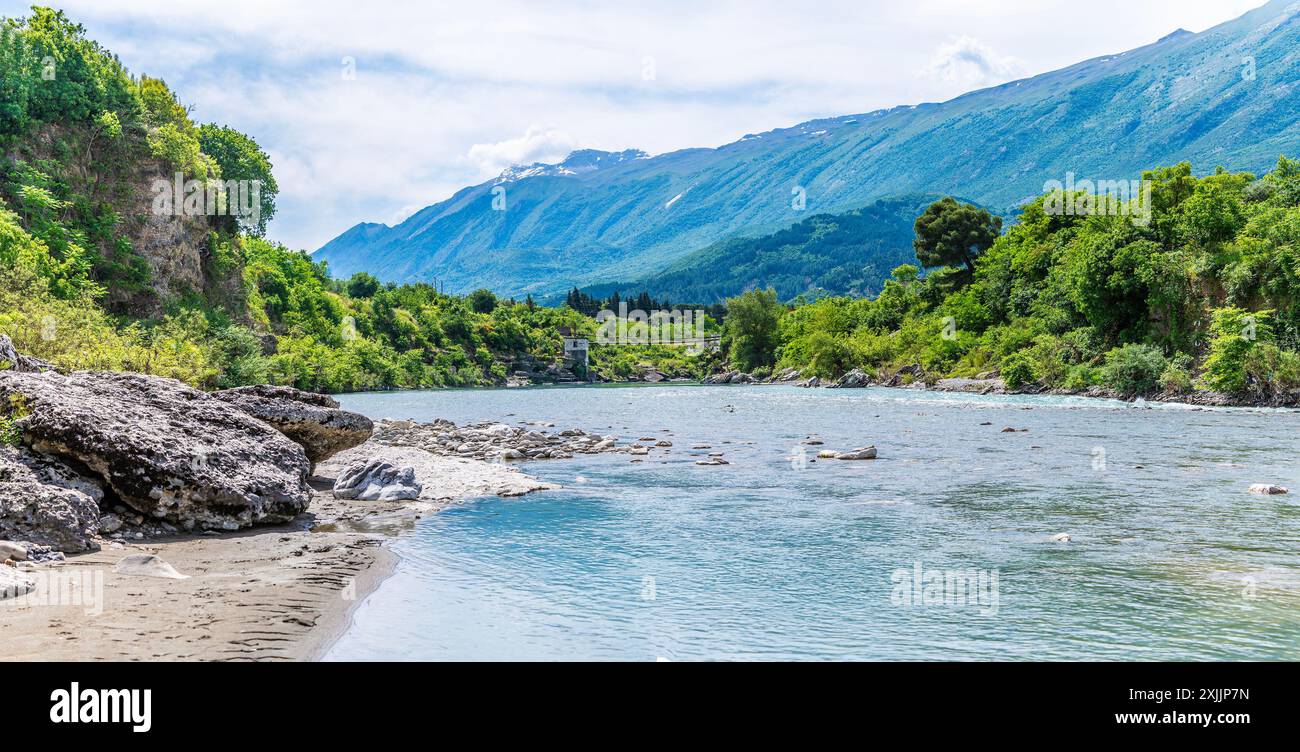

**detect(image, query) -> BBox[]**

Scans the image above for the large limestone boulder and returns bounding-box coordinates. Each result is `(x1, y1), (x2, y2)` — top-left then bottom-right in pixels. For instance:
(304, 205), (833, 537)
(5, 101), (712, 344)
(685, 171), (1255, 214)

(0, 370), (311, 531)
(0, 445), (102, 552)
(213, 385), (373, 464)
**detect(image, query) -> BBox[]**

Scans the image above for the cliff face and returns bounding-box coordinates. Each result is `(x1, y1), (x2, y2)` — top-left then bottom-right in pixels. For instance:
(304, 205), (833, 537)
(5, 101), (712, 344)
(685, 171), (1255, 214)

(7, 123), (246, 319)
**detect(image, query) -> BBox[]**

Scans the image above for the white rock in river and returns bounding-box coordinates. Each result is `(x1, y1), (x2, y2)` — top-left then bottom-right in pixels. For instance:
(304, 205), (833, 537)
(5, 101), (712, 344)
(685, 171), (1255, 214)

(113, 553), (189, 580)
(1051, 533), (1071, 542)
(835, 446), (878, 460)
(1248, 484), (1290, 495)
(333, 459), (423, 501)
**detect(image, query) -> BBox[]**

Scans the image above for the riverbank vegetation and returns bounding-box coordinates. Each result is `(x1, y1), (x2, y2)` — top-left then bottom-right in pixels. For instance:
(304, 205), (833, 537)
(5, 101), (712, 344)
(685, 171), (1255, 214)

(3, 6), (1296, 400)
(730, 159), (1300, 401)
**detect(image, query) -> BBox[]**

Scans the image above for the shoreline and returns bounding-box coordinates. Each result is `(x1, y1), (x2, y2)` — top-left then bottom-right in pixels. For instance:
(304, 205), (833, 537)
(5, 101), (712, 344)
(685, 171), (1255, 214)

(0, 444), (555, 662)
(338, 375), (1300, 412)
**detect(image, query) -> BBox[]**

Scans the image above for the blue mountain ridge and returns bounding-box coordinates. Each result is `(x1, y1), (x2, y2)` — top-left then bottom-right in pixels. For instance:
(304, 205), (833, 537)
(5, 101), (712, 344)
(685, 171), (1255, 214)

(315, 0), (1300, 299)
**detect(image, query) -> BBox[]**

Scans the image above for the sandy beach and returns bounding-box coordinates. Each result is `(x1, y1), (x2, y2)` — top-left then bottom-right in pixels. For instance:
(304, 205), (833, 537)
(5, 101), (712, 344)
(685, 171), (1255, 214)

(0, 444), (555, 662)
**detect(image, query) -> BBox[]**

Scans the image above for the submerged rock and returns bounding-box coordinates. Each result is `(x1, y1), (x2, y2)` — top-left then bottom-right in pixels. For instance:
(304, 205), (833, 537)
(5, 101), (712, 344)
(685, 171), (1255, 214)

(0, 370), (311, 532)
(0, 445), (102, 552)
(1050, 533), (1072, 543)
(1248, 484), (1290, 495)
(332, 459), (422, 501)
(213, 385), (373, 465)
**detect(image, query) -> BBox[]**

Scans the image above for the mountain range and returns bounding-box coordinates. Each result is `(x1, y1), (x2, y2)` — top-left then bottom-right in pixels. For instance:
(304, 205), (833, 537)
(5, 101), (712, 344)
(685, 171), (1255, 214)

(315, 0), (1300, 300)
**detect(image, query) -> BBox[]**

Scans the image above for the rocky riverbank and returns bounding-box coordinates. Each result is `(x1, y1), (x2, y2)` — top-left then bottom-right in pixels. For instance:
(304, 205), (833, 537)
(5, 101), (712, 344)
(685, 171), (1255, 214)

(0, 335), (569, 661)
(702, 364), (1300, 409)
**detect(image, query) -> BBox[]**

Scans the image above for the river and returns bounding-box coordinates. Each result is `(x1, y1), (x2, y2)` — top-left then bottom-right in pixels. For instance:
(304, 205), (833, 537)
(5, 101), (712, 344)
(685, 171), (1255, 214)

(325, 384), (1300, 660)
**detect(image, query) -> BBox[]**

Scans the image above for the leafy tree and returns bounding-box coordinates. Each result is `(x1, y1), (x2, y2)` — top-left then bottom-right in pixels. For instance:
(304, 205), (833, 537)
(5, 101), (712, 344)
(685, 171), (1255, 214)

(723, 288), (783, 371)
(347, 271), (380, 299)
(913, 197), (1002, 273)
(198, 124), (279, 236)
(467, 288), (497, 313)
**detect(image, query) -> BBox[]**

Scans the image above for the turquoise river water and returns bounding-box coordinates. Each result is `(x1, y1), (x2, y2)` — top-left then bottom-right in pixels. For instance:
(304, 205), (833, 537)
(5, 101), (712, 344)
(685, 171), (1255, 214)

(325, 384), (1300, 661)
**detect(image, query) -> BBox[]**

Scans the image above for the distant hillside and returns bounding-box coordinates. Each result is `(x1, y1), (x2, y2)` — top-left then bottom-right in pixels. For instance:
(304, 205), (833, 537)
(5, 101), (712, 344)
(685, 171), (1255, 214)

(316, 0), (1300, 298)
(573, 196), (938, 305)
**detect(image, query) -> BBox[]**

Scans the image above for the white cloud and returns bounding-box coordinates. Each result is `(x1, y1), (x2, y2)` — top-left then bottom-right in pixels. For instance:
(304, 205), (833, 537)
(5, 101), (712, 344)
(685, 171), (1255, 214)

(922, 36), (1026, 86)
(467, 126), (580, 177)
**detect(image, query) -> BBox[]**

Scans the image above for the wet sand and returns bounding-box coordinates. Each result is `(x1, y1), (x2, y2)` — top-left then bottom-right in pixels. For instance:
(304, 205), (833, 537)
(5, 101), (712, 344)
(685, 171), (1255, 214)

(0, 444), (555, 661)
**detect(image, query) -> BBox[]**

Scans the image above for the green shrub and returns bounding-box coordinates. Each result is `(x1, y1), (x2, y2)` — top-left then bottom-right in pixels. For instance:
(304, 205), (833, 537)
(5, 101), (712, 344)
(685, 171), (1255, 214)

(1203, 308), (1274, 393)
(1062, 364), (1102, 390)
(1000, 352), (1036, 389)
(1240, 343), (1300, 396)
(1101, 344), (1168, 397)
(1158, 354), (1194, 394)
(0, 414), (17, 446)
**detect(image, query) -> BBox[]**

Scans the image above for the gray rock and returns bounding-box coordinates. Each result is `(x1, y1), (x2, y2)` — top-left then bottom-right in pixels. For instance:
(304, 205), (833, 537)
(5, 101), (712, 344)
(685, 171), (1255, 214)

(831, 369), (872, 388)
(113, 553), (189, 579)
(0, 540), (27, 561)
(0, 445), (102, 552)
(0, 334), (53, 373)
(0, 565), (35, 600)
(98, 514), (123, 534)
(0, 369), (310, 532)
(333, 459), (422, 501)
(213, 384), (373, 464)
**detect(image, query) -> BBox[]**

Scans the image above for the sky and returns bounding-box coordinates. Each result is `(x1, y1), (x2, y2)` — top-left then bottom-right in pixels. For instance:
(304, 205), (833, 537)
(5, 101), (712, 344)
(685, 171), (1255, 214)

(0, 0), (1270, 251)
